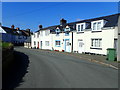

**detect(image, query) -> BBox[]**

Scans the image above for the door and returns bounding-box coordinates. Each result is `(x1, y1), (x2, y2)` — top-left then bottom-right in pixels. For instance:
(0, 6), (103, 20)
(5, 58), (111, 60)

(38, 42), (39, 49)
(78, 40), (84, 53)
(65, 39), (70, 52)
(40, 41), (42, 49)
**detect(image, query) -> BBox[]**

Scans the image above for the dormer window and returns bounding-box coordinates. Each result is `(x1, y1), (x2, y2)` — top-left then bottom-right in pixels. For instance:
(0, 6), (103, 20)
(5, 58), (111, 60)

(56, 29), (60, 32)
(65, 28), (70, 31)
(91, 20), (104, 31)
(56, 27), (60, 36)
(77, 23), (86, 32)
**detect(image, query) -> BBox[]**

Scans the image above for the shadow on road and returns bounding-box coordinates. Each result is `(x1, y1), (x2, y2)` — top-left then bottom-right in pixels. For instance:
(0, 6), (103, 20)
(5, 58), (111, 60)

(2, 51), (30, 89)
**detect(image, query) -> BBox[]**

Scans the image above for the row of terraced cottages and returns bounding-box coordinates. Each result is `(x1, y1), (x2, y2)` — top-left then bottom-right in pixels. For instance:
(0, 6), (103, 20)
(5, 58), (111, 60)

(31, 13), (119, 56)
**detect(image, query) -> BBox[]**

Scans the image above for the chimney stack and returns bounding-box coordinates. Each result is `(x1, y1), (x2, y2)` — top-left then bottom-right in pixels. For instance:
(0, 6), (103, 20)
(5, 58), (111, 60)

(39, 25), (43, 30)
(16, 27), (20, 30)
(60, 18), (67, 26)
(26, 28), (30, 36)
(11, 25), (15, 29)
(0, 22), (2, 27)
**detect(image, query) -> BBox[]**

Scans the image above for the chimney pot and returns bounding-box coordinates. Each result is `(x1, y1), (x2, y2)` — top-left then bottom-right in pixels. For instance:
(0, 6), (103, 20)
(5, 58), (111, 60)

(16, 27), (20, 30)
(11, 25), (15, 29)
(39, 25), (43, 30)
(60, 18), (67, 26)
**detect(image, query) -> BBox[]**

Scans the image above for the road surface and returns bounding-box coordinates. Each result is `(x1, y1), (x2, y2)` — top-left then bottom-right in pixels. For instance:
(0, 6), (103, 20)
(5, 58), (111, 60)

(4, 47), (118, 88)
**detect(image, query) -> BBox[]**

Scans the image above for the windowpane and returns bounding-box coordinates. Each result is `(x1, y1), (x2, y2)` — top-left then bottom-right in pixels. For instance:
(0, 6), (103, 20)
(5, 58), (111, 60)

(45, 41), (49, 46)
(81, 24), (84, 31)
(97, 22), (101, 30)
(56, 41), (60, 46)
(93, 23), (97, 30)
(41, 31), (43, 36)
(34, 41), (36, 45)
(78, 25), (80, 31)
(91, 39), (102, 48)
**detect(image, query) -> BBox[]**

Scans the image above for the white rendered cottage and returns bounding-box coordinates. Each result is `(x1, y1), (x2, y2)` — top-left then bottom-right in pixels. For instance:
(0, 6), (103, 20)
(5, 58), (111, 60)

(31, 13), (119, 56)
(73, 14), (119, 55)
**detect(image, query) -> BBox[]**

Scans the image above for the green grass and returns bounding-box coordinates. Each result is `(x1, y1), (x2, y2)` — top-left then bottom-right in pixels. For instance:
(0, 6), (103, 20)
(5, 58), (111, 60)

(0, 42), (13, 48)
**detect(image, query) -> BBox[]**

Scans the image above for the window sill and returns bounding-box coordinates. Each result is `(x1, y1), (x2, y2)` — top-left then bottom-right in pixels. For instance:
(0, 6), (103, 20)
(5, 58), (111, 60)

(55, 45), (61, 47)
(77, 31), (84, 34)
(90, 47), (102, 50)
(91, 30), (102, 32)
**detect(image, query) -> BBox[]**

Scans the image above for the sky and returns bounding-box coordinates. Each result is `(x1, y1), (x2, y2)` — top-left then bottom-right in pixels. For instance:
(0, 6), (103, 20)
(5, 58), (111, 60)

(2, 2), (118, 32)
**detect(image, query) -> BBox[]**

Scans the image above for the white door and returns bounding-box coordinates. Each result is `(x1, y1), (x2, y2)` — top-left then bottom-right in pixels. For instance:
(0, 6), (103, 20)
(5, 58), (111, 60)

(65, 40), (70, 52)
(78, 41), (84, 53)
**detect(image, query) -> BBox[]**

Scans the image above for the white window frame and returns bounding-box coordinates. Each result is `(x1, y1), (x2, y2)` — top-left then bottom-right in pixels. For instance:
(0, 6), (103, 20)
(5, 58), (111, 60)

(77, 23), (86, 32)
(45, 30), (50, 36)
(91, 20), (104, 31)
(37, 32), (39, 38)
(45, 41), (49, 46)
(40, 31), (43, 36)
(55, 40), (61, 47)
(91, 38), (102, 48)
(34, 41), (36, 45)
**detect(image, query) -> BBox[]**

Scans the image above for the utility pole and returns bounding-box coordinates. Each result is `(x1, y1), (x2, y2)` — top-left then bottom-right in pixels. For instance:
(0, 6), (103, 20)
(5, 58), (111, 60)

(117, 2), (120, 61)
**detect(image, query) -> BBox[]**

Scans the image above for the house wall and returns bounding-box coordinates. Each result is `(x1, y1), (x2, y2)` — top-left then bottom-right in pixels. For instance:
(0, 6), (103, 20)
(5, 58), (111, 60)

(2, 33), (14, 43)
(39, 30), (52, 50)
(15, 35), (28, 44)
(52, 32), (72, 52)
(73, 27), (117, 55)
(31, 33), (39, 48)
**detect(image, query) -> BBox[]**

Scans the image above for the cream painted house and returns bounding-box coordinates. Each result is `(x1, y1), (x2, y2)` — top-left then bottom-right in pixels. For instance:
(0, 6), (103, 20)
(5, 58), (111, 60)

(31, 13), (119, 58)
(73, 14), (119, 55)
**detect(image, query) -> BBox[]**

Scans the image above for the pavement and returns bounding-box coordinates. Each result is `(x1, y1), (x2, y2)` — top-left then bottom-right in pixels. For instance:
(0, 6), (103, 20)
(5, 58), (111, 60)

(3, 47), (118, 88)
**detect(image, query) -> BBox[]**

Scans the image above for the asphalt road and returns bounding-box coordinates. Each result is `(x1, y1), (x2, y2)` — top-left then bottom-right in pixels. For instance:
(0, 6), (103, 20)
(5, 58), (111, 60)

(11, 47), (118, 88)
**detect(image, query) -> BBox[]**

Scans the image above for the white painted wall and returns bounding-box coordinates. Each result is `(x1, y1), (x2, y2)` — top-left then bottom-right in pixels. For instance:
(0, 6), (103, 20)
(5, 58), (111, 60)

(52, 32), (72, 52)
(73, 27), (117, 55)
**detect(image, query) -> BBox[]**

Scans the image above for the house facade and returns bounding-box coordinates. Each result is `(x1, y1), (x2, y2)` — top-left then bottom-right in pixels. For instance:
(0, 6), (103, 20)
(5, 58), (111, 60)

(73, 14), (118, 55)
(31, 13), (119, 57)
(0, 24), (32, 46)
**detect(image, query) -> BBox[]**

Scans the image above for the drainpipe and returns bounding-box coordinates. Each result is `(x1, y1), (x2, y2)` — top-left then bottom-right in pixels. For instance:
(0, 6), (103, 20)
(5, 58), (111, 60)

(71, 31), (73, 52)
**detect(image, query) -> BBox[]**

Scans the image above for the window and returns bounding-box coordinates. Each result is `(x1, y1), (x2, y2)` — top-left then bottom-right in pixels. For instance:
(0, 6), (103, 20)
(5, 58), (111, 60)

(45, 41), (49, 46)
(93, 22), (97, 30)
(78, 25), (80, 31)
(18, 36), (21, 39)
(92, 21), (102, 31)
(45, 30), (49, 36)
(65, 32), (69, 36)
(55, 40), (61, 47)
(65, 28), (70, 31)
(77, 24), (85, 32)
(34, 34), (35, 38)
(56, 29), (60, 36)
(91, 39), (102, 48)
(81, 24), (84, 31)
(34, 41), (36, 45)
(56, 29), (60, 32)
(37, 32), (39, 38)
(97, 22), (101, 30)
(40, 31), (43, 36)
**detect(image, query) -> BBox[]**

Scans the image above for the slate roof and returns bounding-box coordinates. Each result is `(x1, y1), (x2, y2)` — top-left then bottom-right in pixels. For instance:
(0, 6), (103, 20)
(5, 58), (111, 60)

(1, 26), (32, 36)
(73, 13), (119, 29)
(36, 13), (119, 33)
